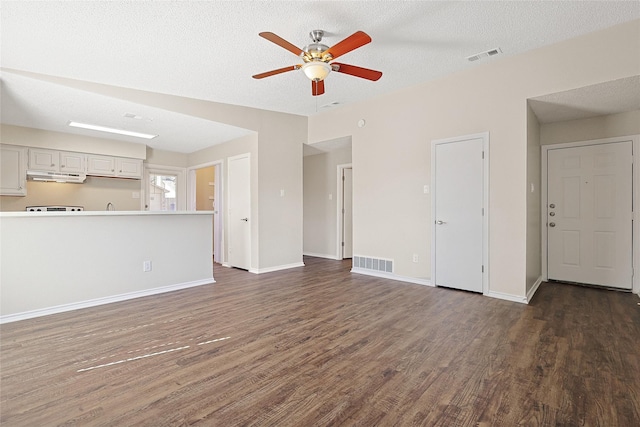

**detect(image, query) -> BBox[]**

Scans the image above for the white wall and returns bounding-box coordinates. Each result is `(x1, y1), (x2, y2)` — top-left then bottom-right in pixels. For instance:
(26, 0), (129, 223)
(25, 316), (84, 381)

(0, 212), (213, 321)
(308, 19), (640, 300)
(540, 110), (640, 146)
(1, 124), (147, 158)
(303, 144), (352, 259)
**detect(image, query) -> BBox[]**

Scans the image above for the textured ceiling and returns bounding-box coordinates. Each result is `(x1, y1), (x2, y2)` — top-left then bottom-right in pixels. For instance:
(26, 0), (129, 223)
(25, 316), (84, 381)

(1, 1), (639, 153)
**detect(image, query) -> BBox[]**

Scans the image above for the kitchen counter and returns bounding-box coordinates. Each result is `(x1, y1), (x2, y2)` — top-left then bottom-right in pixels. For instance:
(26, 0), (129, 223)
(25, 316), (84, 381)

(1, 211), (215, 323)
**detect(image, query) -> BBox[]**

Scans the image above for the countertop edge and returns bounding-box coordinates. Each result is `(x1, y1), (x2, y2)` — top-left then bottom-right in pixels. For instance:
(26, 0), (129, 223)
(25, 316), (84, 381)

(0, 211), (215, 218)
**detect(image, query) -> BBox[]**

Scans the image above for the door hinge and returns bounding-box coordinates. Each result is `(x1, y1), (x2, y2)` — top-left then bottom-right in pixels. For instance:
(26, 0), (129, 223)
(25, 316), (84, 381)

(342, 208), (345, 214)
(482, 207), (484, 216)
(342, 175), (345, 181)
(342, 242), (345, 247)
(482, 151), (485, 159)
(482, 265), (484, 273)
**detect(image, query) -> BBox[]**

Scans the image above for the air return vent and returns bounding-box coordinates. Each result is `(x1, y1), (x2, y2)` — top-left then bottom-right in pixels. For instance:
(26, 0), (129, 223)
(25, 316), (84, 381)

(353, 255), (393, 273)
(466, 47), (502, 62)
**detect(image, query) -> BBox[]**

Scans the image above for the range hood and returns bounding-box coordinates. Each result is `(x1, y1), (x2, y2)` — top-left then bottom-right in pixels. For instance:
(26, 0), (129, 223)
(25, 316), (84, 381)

(27, 170), (87, 183)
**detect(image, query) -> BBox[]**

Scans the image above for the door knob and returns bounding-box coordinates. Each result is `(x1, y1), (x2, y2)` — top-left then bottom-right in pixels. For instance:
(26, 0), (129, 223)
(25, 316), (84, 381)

(241, 217), (249, 222)
(549, 222), (556, 227)
(436, 220), (446, 225)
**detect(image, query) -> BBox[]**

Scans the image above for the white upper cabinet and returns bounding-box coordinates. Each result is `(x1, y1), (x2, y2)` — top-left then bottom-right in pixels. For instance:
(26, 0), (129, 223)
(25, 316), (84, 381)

(29, 148), (86, 173)
(29, 148), (58, 171)
(1, 145), (28, 196)
(87, 154), (142, 179)
(59, 151), (86, 173)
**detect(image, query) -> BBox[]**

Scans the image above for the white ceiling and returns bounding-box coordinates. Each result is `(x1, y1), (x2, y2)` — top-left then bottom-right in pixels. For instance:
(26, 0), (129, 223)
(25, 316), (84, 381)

(1, 1), (639, 153)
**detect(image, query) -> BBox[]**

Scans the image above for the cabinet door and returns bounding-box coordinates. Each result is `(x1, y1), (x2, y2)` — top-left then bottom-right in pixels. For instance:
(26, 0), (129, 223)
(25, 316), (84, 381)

(87, 155), (116, 176)
(116, 158), (143, 178)
(59, 151), (86, 173)
(1, 145), (27, 196)
(29, 148), (58, 171)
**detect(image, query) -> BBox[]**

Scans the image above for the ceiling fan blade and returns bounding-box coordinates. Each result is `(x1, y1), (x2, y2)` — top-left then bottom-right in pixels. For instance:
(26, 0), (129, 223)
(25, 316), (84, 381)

(312, 80), (325, 96)
(252, 65), (298, 79)
(324, 31), (371, 60)
(332, 63), (382, 81)
(259, 32), (304, 56)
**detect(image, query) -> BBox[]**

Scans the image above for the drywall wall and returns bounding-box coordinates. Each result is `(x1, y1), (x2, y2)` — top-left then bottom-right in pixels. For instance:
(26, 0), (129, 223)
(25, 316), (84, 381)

(0, 212), (213, 321)
(308, 19), (640, 300)
(146, 147), (189, 167)
(303, 144), (352, 259)
(540, 110), (640, 146)
(526, 103), (542, 296)
(0, 124), (147, 158)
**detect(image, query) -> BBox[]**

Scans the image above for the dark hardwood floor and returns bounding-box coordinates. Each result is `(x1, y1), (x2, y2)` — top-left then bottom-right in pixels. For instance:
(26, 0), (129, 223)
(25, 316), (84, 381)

(1, 256), (639, 426)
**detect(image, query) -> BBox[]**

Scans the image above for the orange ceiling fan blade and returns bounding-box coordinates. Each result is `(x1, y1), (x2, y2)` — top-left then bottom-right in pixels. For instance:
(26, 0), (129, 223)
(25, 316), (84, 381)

(324, 31), (371, 60)
(259, 32), (305, 56)
(252, 65), (299, 79)
(312, 80), (325, 96)
(331, 63), (382, 81)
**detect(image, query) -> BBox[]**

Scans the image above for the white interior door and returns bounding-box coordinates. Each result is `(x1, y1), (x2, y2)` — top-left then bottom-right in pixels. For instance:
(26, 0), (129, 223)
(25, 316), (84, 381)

(547, 142), (632, 289)
(228, 154), (251, 270)
(342, 167), (353, 259)
(432, 135), (485, 293)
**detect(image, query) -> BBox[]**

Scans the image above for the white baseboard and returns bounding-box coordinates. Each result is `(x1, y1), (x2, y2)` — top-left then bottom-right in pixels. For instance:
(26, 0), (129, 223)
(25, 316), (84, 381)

(303, 252), (340, 260)
(525, 276), (543, 303)
(251, 262), (305, 274)
(0, 278), (215, 324)
(484, 290), (528, 304)
(351, 267), (432, 287)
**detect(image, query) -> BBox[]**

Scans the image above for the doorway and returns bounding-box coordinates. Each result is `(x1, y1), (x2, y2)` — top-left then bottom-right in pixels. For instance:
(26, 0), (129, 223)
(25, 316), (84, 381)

(542, 137), (634, 289)
(431, 132), (489, 293)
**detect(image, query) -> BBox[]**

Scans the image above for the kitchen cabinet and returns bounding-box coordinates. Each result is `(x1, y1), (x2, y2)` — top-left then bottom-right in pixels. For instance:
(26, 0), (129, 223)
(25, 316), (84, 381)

(29, 148), (86, 173)
(29, 148), (58, 172)
(1, 145), (28, 196)
(59, 151), (86, 173)
(87, 154), (142, 179)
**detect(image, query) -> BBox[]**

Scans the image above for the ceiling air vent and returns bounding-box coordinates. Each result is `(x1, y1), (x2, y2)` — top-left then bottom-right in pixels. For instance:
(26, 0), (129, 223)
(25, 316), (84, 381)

(466, 47), (502, 62)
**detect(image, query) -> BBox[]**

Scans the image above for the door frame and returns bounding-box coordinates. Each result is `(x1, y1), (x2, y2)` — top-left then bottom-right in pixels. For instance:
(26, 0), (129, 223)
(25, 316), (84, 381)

(337, 163), (353, 259)
(431, 131), (490, 294)
(143, 164), (187, 211)
(541, 135), (639, 294)
(187, 160), (224, 265)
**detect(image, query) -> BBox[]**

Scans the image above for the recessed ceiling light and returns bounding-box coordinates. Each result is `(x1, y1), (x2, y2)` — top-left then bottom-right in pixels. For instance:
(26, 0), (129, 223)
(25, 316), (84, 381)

(68, 121), (158, 139)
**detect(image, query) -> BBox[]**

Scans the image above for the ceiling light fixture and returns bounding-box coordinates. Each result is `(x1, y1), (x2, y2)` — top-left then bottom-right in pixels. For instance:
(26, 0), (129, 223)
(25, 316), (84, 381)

(301, 61), (331, 81)
(67, 121), (158, 139)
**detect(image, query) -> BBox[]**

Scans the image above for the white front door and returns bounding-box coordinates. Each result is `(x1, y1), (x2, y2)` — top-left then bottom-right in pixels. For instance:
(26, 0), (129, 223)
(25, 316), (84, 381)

(547, 142), (632, 289)
(432, 134), (486, 293)
(228, 154), (251, 270)
(342, 167), (353, 259)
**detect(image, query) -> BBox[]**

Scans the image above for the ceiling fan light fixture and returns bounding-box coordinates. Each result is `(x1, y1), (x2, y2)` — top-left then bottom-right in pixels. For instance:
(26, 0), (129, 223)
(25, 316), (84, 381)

(302, 61), (331, 81)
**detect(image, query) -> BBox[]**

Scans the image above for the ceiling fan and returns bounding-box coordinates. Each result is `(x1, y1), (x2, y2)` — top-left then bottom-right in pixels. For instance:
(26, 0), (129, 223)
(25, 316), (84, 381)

(252, 30), (382, 96)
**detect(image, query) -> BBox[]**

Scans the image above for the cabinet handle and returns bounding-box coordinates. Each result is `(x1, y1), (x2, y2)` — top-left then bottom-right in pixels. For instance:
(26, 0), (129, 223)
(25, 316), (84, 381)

(61, 165), (65, 168)
(111, 169), (115, 172)
(51, 163), (55, 167)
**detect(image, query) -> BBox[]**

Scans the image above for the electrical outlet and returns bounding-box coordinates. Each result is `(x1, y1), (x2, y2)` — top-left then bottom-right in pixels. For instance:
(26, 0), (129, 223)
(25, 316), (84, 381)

(143, 260), (152, 272)
(412, 253), (419, 263)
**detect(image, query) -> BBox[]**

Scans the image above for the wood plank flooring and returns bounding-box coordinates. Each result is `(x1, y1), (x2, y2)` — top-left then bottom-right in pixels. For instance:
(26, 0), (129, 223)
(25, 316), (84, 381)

(1, 256), (639, 426)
